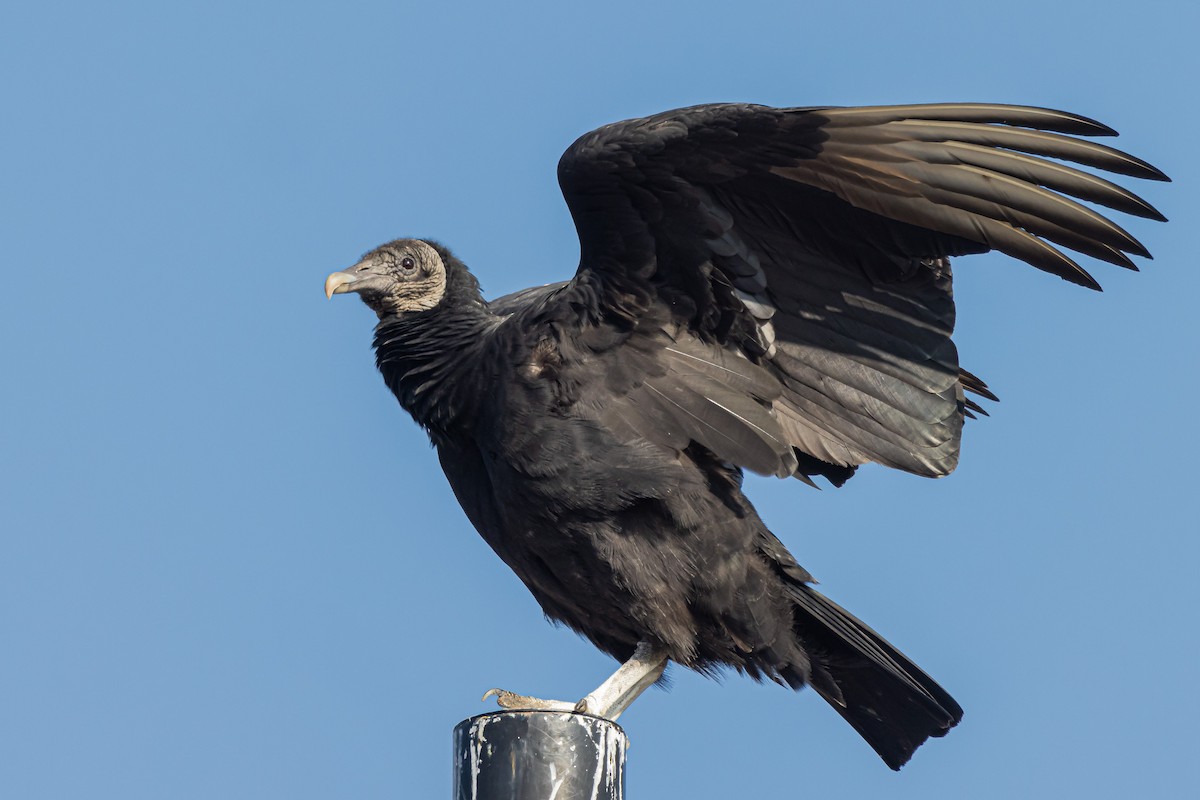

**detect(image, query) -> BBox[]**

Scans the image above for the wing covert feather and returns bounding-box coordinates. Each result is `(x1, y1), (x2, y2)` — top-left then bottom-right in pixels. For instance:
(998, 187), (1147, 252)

(552, 102), (1166, 479)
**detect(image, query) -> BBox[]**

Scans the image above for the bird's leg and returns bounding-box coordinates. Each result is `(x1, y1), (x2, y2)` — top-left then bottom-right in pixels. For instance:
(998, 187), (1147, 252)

(575, 641), (669, 719)
(483, 641), (669, 721)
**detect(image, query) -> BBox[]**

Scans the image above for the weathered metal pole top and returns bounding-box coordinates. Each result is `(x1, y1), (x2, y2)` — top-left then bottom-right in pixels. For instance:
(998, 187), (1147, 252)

(453, 711), (627, 800)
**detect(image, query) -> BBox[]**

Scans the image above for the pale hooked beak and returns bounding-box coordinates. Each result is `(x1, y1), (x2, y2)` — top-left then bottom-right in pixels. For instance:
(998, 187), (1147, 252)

(324, 271), (359, 299)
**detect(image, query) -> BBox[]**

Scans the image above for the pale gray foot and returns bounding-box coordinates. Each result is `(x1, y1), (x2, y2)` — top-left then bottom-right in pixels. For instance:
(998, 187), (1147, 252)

(483, 641), (670, 721)
(480, 688), (577, 712)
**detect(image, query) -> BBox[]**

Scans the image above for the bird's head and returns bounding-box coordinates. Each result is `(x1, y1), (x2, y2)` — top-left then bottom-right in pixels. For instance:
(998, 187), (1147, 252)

(325, 239), (451, 318)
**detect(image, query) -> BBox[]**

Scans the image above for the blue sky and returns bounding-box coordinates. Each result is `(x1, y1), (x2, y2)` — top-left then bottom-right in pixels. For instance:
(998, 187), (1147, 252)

(2, 1), (1196, 797)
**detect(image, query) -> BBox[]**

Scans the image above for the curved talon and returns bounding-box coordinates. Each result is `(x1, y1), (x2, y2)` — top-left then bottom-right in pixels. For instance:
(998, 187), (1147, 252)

(483, 688), (526, 709)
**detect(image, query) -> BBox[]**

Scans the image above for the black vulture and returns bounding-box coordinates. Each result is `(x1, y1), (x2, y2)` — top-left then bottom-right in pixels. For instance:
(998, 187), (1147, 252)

(324, 103), (1166, 769)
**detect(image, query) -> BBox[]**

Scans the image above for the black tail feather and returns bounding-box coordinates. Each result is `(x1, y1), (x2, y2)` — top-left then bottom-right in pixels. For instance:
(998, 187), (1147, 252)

(786, 584), (963, 770)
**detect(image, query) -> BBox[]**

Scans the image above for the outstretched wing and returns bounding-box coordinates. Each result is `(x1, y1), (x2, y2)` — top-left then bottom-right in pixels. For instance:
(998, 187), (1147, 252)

(551, 103), (1167, 480)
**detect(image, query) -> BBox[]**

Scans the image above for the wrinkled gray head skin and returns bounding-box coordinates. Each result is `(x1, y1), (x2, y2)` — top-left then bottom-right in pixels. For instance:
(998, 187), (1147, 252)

(325, 239), (448, 318)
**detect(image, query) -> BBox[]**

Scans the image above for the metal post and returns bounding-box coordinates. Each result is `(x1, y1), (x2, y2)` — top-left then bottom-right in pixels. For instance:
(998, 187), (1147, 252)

(453, 711), (627, 800)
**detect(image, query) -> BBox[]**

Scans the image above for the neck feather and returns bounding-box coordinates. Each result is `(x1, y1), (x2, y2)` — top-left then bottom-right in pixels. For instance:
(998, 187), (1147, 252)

(372, 294), (496, 442)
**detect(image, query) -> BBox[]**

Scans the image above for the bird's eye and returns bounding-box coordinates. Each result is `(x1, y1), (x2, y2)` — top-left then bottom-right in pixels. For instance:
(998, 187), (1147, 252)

(400, 256), (417, 272)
